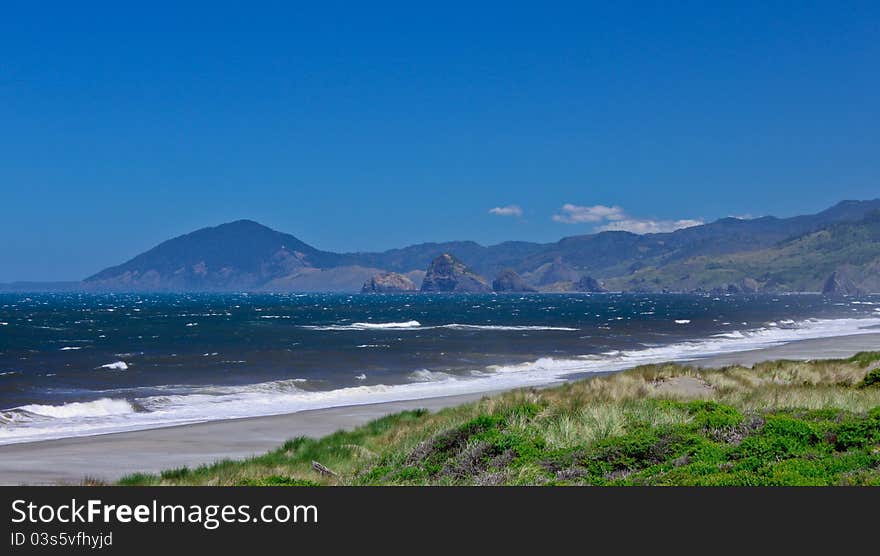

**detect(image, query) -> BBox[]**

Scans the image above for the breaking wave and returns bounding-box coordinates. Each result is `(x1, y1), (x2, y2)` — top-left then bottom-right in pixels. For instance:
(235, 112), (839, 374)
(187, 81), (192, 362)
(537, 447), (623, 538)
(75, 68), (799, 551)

(13, 398), (135, 420)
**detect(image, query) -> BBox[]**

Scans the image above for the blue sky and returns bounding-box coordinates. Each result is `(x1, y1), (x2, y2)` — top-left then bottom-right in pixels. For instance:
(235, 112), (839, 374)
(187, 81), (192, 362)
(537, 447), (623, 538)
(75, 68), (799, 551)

(2, 2), (878, 281)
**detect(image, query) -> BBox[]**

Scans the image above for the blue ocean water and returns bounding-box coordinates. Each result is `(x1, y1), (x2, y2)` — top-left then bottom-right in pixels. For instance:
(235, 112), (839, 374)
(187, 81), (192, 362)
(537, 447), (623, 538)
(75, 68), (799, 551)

(1, 292), (879, 444)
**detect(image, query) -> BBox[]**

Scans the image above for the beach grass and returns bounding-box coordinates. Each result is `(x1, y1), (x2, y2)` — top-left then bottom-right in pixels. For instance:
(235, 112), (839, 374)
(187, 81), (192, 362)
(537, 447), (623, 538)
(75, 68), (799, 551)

(117, 352), (880, 486)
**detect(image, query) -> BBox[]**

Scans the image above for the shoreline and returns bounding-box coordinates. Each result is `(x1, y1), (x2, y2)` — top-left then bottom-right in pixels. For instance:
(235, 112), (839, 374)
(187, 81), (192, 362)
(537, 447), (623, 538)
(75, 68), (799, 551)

(0, 331), (878, 485)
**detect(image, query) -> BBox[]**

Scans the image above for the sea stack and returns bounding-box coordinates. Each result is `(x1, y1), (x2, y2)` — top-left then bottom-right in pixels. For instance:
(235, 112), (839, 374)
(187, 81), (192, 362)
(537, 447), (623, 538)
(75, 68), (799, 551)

(361, 272), (418, 293)
(822, 268), (865, 296)
(492, 269), (537, 292)
(420, 253), (491, 293)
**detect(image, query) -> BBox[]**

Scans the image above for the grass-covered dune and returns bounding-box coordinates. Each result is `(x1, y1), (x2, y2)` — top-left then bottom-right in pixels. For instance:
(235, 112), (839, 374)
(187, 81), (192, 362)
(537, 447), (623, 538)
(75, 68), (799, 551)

(120, 353), (880, 486)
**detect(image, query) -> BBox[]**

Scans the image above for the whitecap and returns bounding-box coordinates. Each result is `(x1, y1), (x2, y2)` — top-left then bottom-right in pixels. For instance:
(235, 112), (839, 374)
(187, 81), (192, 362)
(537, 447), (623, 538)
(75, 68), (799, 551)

(441, 324), (579, 331)
(99, 361), (129, 371)
(304, 320), (421, 331)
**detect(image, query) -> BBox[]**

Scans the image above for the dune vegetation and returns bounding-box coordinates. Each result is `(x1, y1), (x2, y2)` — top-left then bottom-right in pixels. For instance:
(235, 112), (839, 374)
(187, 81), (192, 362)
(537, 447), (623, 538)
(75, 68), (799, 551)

(119, 353), (880, 486)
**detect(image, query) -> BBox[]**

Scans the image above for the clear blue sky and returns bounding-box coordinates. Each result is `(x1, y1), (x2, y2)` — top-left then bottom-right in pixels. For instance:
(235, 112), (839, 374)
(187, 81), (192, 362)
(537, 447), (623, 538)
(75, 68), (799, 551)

(2, 2), (878, 281)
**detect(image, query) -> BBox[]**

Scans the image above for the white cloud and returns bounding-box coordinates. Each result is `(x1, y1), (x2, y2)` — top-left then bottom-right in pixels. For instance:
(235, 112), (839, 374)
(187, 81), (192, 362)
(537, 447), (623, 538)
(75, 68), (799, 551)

(551, 204), (625, 223)
(597, 218), (704, 234)
(489, 205), (523, 217)
(553, 203), (703, 234)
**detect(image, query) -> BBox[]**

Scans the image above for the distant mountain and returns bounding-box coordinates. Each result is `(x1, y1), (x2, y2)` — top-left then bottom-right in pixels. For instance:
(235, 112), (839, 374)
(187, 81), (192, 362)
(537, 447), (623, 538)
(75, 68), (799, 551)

(349, 199), (880, 281)
(86, 220), (350, 291)
(76, 198), (880, 293)
(609, 209), (880, 293)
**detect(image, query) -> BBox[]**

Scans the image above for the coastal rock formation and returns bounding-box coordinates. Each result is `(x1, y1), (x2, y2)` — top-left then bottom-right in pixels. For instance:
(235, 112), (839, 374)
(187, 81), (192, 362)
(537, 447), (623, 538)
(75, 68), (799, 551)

(739, 277), (760, 293)
(420, 253), (491, 293)
(492, 269), (537, 292)
(822, 267), (865, 296)
(721, 277), (761, 294)
(574, 275), (607, 293)
(361, 272), (418, 293)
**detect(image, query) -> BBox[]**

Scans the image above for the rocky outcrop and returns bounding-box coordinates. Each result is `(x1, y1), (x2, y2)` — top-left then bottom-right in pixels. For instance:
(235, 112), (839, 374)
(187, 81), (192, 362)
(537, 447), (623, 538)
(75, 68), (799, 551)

(574, 275), (607, 292)
(361, 272), (418, 293)
(721, 277), (761, 294)
(420, 253), (491, 293)
(823, 267), (866, 296)
(492, 269), (537, 292)
(739, 277), (760, 293)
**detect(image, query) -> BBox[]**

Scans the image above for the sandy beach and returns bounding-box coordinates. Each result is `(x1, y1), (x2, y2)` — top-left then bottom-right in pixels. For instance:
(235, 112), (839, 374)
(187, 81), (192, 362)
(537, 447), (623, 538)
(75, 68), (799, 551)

(1, 332), (877, 485)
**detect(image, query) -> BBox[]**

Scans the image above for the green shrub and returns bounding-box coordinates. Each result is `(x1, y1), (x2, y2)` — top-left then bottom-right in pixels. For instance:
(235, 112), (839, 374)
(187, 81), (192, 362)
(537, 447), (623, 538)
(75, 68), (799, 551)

(857, 368), (880, 389)
(834, 418), (880, 450)
(686, 401), (743, 429)
(762, 415), (819, 445)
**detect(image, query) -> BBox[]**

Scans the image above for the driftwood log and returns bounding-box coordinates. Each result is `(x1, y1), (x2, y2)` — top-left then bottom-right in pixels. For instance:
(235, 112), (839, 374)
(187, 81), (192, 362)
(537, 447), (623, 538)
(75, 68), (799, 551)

(311, 461), (338, 477)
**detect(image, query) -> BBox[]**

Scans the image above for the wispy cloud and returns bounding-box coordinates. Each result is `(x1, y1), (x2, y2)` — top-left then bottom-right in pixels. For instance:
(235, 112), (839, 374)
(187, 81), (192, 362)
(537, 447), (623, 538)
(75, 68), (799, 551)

(552, 204), (625, 224)
(553, 203), (703, 234)
(597, 218), (704, 234)
(489, 205), (524, 217)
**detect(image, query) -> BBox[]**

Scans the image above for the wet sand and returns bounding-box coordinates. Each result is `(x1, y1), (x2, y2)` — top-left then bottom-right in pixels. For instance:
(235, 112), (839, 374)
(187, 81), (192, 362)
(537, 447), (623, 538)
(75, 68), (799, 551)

(1, 332), (877, 485)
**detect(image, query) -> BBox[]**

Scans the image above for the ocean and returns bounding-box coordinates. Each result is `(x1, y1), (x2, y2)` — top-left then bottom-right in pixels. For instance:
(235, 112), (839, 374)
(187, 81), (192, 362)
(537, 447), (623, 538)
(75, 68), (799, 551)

(1, 292), (879, 444)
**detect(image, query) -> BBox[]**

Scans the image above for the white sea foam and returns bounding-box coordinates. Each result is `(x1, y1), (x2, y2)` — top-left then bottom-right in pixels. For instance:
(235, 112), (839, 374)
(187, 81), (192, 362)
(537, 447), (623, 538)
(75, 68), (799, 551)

(304, 320), (422, 331)
(675, 320), (691, 324)
(304, 321), (577, 332)
(16, 398), (135, 419)
(60, 346), (82, 351)
(409, 369), (455, 382)
(440, 324), (579, 331)
(2, 316), (880, 445)
(99, 361), (129, 371)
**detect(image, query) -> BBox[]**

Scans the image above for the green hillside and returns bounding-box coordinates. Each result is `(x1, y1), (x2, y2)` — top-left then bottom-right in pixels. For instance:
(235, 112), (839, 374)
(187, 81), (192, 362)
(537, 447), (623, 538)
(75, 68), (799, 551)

(610, 210), (880, 292)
